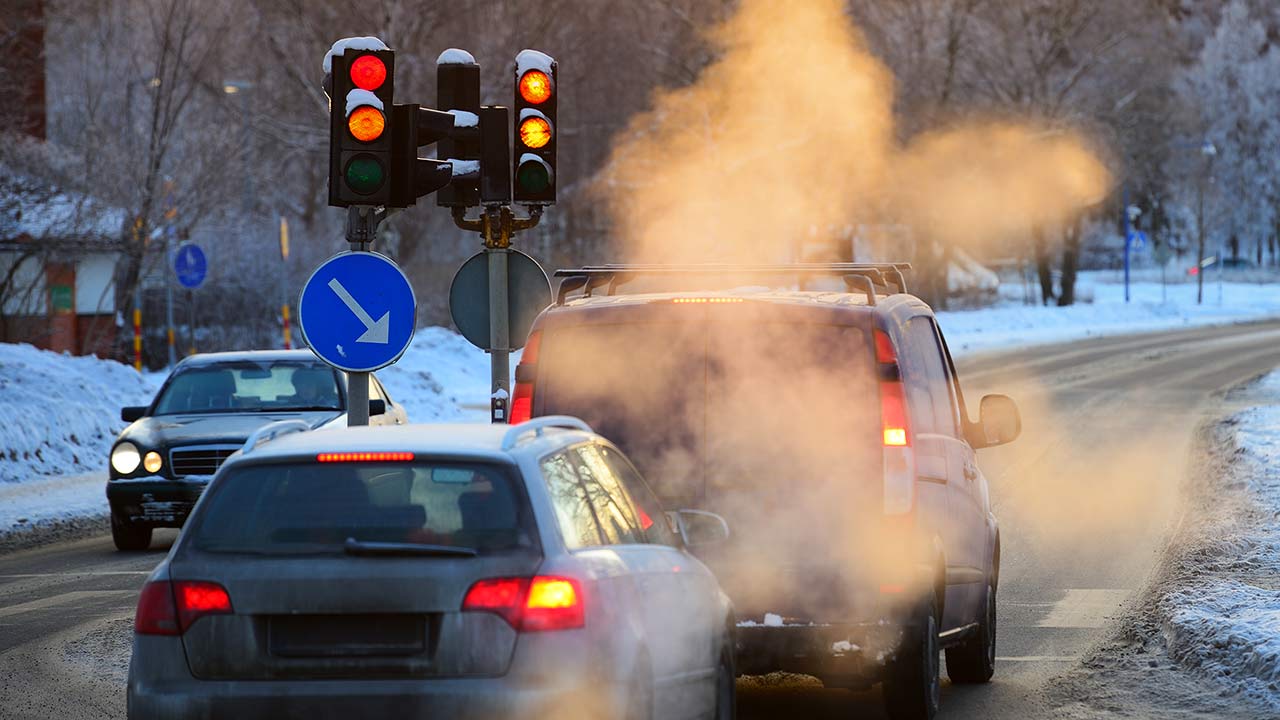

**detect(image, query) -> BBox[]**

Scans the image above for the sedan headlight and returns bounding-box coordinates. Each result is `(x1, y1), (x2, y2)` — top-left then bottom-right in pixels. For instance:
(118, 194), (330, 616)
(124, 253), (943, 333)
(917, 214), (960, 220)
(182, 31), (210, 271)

(143, 451), (163, 474)
(111, 442), (141, 474)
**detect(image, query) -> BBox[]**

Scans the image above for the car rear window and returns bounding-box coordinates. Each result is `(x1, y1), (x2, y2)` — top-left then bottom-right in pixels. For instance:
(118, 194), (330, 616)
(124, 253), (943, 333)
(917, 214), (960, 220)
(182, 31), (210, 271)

(189, 461), (536, 555)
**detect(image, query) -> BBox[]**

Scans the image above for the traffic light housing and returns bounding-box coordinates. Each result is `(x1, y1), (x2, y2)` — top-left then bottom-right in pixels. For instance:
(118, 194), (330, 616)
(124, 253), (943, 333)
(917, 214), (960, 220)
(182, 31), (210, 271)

(327, 44), (395, 207)
(513, 50), (557, 204)
(437, 49), (482, 208)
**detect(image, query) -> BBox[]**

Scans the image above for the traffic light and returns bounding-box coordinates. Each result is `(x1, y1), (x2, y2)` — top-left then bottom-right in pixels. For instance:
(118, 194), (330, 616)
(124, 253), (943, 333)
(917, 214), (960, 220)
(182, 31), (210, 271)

(327, 41), (395, 207)
(513, 50), (557, 204)
(437, 49), (482, 208)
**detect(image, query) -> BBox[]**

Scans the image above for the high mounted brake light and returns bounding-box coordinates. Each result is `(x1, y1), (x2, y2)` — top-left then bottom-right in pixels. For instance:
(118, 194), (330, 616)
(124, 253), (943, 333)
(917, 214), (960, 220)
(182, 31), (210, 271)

(462, 575), (584, 632)
(316, 452), (415, 463)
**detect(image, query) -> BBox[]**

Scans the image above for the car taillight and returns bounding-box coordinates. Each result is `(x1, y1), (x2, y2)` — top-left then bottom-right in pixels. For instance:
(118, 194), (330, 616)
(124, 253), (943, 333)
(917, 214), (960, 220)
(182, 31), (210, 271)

(511, 330), (542, 425)
(462, 575), (584, 632)
(877, 328), (915, 514)
(135, 580), (233, 636)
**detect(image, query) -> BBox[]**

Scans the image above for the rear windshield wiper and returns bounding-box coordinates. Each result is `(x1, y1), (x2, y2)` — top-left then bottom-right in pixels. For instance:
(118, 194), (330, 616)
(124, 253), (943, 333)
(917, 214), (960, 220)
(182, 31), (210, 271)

(343, 538), (479, 557)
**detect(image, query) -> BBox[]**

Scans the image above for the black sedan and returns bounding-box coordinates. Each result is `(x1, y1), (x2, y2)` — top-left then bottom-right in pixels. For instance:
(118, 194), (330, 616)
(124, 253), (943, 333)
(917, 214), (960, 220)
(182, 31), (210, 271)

(107, 350), (408, 550)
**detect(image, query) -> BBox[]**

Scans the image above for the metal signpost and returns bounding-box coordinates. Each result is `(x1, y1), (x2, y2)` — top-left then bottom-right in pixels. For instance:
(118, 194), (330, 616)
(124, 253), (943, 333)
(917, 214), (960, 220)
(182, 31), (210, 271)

(298, 251), (416, 426)
(173, 244), (206, 363)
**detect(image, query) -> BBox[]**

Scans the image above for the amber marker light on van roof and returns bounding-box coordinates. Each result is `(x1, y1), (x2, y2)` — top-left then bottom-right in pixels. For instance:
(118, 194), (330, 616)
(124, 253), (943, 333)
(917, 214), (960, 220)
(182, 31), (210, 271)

(671, 298), (745, 304)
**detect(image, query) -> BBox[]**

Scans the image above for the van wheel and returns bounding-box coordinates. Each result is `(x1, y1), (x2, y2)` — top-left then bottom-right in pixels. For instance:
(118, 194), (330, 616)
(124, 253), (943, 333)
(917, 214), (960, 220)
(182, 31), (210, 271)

(111, 512), (152, 551)
(946, 583), (996, 684)
(715, 641), (736, 719)
(882, 592), (941, 720)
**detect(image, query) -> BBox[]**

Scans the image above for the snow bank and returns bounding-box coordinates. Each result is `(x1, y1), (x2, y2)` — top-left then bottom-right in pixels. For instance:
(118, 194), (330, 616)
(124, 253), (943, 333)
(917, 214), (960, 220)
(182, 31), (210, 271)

(374, 326), (519, 422)
(939, 273), (1280, 355)
(1160, 371), (1280, 710)
(0, 343), (156, 485)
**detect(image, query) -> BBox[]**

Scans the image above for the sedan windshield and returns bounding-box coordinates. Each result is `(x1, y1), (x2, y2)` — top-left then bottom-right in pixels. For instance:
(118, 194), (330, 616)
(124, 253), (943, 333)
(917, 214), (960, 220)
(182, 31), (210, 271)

(152, 362), (342, 415)
(189, 461), (536, 555)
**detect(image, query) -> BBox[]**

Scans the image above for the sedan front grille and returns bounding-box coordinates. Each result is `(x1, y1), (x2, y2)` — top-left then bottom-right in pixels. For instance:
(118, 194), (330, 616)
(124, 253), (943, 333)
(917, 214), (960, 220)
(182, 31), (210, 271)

(169, 445), (241, 478)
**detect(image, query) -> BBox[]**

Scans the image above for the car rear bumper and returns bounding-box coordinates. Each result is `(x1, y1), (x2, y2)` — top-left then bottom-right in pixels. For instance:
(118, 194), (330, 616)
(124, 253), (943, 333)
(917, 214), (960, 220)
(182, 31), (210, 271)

(735, 621), (906, 683)
(128, 676), (608, 720)
(128, 636), (622, 720)
(107, 479), (206, 527)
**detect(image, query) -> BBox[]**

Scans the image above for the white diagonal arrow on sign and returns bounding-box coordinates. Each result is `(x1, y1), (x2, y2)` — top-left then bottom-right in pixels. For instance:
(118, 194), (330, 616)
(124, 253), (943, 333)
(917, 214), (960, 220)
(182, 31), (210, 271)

(328, 278), (390, 344)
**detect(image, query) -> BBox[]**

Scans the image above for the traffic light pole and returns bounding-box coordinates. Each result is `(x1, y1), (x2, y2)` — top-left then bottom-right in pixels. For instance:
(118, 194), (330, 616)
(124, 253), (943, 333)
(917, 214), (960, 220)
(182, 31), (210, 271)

(344, 205), (397, 427)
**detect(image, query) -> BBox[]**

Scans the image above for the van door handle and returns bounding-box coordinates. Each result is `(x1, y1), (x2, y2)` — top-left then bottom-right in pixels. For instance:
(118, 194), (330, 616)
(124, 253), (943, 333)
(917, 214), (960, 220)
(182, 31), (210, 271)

(963, 464), (978, 481)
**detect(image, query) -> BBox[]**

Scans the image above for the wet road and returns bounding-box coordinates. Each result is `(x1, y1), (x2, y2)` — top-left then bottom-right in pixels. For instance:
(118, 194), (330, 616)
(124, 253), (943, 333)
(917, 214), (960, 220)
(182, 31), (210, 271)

(2, 321), (1280, 719)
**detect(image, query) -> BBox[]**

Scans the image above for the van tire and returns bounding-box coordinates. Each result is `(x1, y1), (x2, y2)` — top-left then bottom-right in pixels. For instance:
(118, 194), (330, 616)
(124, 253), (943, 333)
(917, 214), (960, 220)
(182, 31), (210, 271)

(111, 512), (152, 551)
(946, 583), (997, 684)
(715, 640), (736, 719)
(882, 592), (941, 720)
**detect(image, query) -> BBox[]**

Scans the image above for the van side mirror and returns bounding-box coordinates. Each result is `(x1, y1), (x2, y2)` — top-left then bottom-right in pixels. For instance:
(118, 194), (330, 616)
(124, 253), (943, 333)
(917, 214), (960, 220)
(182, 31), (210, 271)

(671, 509), (730, 548)
(369, 399), (387, 416)
(121, 406), (147, 422)
(973, 394), (1020, 448)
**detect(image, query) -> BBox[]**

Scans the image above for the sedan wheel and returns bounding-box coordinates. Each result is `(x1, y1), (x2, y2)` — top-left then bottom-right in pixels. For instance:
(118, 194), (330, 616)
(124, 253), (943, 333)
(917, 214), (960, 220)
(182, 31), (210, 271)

(715, 643), (736, 720)
(111, 512), (152, 551)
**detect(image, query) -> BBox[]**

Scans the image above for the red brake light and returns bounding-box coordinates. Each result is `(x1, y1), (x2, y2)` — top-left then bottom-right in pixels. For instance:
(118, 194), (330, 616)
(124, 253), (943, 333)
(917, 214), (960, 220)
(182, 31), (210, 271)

(880, 381), (910, 447)
(175, 581), (233, 632)
(135, 581), (180, 635)
(136, 580), (233, 635)
(511, 331), (541, 425)
(523, 576), (584, 631)
(462, 575), (584, 632)
(317, 452), (415, 463)
(874, 329), (897, 363)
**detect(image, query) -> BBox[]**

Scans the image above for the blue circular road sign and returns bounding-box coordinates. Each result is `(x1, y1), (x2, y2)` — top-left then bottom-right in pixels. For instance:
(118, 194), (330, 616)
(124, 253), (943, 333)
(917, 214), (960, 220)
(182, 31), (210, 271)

(173, 244), (207, 289)
(298, 251), (417, 372)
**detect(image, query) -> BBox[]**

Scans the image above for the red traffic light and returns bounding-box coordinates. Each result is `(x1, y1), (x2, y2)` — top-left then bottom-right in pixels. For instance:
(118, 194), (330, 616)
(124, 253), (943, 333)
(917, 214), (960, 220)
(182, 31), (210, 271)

(518, 70), (552, 105)
(349, 54), (387, 91)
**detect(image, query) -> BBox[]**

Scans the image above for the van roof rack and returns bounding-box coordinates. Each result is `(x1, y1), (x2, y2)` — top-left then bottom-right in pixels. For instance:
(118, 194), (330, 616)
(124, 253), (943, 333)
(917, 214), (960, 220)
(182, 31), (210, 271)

(552, 263), (911, 306)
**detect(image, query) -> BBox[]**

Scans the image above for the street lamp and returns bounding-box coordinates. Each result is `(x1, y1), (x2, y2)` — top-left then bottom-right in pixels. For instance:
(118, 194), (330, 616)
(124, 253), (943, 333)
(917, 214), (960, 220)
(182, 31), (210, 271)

(222, 80), (255, 212)
(1196, 141), (1217, 306)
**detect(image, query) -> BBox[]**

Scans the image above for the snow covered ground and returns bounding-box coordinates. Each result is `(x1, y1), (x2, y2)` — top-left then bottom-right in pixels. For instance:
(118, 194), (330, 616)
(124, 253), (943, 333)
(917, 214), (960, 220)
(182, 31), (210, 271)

(3, 270), (1280, 539)
(938, 271), (1280, 355)
(1158, 370), (1280, 711)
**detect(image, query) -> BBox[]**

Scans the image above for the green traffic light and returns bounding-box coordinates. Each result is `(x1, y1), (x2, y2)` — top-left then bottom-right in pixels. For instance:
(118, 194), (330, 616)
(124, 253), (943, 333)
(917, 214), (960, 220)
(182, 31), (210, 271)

(517, 161), (551, 194)
(345, 154), (385, 195)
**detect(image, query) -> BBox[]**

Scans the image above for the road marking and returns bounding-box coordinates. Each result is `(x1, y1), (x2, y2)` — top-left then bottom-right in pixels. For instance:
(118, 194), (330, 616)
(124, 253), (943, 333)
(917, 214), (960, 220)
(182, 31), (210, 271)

(1036, 589), (1129, 628)
(0, 590), (134, 618)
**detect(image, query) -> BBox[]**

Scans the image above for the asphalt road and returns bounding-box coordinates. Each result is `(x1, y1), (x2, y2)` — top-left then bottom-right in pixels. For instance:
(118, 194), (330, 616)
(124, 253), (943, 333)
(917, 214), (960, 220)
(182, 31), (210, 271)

(2, 320), (1280, 719)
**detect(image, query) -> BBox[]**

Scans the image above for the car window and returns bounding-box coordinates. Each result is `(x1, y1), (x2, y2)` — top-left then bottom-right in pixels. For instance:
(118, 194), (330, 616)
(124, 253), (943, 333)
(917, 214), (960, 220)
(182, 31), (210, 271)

(153, 362), (342, 415)
(189, 461), (535, 555)
(598, 444), (680, 547)
(540, 451), (604, 549)
(574, 444), (643, 545)
(904, 318), (958, 437)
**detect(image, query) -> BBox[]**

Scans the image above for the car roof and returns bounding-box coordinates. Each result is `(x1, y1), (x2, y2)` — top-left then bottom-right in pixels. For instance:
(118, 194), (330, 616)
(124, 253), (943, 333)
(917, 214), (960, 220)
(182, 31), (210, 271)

(543, 287), (932, 322)
(176, 349), (325, 367)
(233, 422), (598, 465)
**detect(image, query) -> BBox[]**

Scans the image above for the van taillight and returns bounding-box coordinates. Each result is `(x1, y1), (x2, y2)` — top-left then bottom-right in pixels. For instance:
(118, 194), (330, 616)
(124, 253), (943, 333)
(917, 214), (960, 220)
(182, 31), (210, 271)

(462, 575), (585, 632)
(877, 329), (915, 514)
(135, 580), (233, 636)
(511, 330), (542, 424)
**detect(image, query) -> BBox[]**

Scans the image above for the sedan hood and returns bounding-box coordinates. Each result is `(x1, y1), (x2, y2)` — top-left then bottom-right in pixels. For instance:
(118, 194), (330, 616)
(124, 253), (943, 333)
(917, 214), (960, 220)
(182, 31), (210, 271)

(121, 411), (341, 448)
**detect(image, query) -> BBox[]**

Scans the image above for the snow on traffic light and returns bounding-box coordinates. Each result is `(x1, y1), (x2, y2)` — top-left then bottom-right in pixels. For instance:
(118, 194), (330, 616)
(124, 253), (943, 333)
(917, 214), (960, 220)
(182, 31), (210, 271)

(325, 38), (395, 206)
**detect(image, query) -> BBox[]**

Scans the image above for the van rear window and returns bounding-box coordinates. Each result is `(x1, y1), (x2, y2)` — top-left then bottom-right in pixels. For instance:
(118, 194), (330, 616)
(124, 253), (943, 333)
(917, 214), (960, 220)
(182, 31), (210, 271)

(537, 320), (878, 507)
(190, 462), (535, 555)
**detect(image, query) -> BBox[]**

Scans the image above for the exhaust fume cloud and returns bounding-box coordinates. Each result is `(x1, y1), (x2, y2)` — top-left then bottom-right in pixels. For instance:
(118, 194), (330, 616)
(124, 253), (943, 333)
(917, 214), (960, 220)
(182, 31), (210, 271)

(598, 0), (1111, 262)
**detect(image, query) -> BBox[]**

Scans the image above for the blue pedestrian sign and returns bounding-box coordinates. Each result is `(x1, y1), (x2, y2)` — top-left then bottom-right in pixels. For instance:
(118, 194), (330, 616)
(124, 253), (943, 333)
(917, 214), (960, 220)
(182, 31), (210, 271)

(1127, 230), (1148, 252)
(173, 244), (207, 289)
(298, 251), (416, 372)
